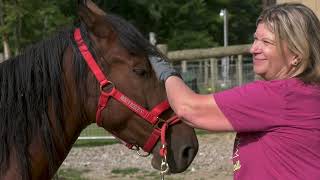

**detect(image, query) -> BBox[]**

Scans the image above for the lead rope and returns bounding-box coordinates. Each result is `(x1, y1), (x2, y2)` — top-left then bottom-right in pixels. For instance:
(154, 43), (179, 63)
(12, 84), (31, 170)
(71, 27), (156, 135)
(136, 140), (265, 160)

(160, 122), (169, 180)
(160, 149), (168, 180)
(159, 115), (180, 180)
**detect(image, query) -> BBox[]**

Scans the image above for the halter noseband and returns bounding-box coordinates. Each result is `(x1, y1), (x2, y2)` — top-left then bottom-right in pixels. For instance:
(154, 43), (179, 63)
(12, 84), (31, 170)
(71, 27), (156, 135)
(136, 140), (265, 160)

(73, 28), (180, 158)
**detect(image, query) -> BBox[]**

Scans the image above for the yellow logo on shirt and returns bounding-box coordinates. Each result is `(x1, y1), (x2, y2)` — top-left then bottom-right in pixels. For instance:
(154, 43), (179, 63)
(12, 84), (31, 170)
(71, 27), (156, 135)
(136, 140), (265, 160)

(233, 160), (241, 172)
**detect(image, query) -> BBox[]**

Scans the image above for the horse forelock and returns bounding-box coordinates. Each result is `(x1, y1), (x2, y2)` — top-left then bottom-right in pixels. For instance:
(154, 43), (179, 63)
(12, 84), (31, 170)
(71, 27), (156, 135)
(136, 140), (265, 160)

(0, 29), (75, 179)
(105, 14), (166, 60)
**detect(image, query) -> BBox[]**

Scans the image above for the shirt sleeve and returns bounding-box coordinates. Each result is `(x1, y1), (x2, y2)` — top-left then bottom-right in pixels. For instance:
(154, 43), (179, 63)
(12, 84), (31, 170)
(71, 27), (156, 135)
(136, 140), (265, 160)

(213, 81), (285, 132)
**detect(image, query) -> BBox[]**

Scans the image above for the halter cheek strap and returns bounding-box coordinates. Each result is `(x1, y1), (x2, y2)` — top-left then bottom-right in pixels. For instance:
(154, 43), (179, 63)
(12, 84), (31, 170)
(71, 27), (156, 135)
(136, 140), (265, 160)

(73, 28), (180, 157)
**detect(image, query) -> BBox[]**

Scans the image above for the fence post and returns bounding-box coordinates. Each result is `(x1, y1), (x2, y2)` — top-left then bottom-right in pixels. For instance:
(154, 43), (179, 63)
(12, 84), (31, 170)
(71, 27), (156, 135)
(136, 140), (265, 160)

(210, 58), (218, 92)
(181, 61), (187, 73)
(149, 32), (157, 45)
(0, 53), (3, 63)
(157, 44), (168, 55)
(236, 55), (243, 85)
(204, 60), (209, 86)
(199, 61), (203, 82)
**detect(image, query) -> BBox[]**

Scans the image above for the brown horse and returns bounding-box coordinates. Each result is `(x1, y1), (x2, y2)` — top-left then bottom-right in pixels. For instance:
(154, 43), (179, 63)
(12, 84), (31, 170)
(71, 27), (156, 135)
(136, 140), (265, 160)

(0, 1), (198, 180)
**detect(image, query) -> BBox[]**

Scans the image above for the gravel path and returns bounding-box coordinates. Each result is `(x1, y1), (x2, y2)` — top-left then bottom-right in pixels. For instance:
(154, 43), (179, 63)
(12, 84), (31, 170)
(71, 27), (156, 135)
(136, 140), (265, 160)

(60, 133), (235, 180)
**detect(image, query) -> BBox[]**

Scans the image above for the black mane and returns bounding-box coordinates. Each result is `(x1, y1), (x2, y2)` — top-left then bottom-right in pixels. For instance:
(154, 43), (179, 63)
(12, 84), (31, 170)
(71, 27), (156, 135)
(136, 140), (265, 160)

(0, 30), (73, 179)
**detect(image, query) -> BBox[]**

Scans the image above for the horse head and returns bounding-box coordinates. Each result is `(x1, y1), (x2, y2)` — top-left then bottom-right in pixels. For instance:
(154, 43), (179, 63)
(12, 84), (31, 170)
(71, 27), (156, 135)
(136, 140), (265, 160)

(75, 0), (199, 173)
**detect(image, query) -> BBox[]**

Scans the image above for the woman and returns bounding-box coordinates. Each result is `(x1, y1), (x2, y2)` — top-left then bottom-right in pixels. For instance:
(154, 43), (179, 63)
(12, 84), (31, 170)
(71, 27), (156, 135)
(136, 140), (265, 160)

(149, 3), (320, 180)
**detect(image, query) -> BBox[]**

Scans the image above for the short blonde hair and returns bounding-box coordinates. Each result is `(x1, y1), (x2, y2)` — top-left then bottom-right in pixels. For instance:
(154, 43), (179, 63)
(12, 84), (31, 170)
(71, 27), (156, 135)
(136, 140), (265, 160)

(257, 3), (320, 84)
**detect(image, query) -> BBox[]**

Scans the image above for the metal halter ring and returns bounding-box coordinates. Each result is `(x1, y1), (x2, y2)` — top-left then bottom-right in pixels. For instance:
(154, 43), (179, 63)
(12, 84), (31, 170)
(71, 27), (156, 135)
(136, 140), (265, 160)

(100, 81), (115, 94)
(154, 117), (166, 129)
(132, 145), (150, 157)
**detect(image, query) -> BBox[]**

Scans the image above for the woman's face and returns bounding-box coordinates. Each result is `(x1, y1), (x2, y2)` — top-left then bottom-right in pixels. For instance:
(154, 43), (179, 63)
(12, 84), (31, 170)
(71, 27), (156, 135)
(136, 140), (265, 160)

(250, 23), (297, 80)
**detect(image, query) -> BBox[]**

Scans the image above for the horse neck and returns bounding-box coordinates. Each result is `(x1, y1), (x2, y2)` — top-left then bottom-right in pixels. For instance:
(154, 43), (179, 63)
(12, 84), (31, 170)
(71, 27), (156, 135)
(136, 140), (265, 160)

(33, 45), (93, 179)
(58, 45), (93, 149)
(1, 47), (92, 180)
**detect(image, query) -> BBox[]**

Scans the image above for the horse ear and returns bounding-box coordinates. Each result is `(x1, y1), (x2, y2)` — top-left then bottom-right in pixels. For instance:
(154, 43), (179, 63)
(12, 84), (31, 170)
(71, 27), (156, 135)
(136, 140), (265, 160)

(86, 0), (106, 16)
(78, 0), (110, 37)
(78, 3), (96, 29)
(77, 0), (105, 15)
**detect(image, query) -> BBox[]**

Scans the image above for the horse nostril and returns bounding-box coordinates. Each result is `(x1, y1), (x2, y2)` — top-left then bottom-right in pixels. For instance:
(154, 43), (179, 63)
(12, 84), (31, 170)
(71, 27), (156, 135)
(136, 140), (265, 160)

(182, 147), (191, 158)
(182, 146), (197, 163)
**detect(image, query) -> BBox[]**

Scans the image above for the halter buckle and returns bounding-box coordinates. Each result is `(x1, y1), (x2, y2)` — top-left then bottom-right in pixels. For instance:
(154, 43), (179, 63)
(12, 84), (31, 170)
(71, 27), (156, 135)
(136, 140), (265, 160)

(132, 145), (150, 157)
(154, 117), (166, 129)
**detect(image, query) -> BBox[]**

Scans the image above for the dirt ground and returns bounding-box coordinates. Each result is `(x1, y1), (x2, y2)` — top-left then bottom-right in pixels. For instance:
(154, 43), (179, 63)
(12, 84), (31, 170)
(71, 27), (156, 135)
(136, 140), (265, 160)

(60, 133), (235, 180)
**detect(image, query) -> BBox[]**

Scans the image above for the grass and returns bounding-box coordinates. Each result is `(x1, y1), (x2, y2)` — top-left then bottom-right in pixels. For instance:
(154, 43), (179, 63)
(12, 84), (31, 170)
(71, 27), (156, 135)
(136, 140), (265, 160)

(55, 168), (89, 180)
(138, 171), (159, 179)
(77, 122), (211, 147)
(74, 126), (210, 148)
(73, 139), (118, 147)
(76, 124), (118, 147)
(195, 129), (210, 136)
(80, 124), (107, 137)
(74, 130), (209, 148)
(110, 168), (162, 179)
(73, 120), (210, 148)
(111, 167), (140, 175)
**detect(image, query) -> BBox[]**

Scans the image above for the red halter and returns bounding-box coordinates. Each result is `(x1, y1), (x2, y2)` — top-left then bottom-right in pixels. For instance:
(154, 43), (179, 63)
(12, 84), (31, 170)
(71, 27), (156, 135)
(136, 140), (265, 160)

(73, 28), (180, 157)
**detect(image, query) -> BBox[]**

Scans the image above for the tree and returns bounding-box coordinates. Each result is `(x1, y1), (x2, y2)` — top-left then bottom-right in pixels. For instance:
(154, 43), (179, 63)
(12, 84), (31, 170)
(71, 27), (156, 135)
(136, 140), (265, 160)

(1, 0), (262, 53)
(98, 0), (262, 50)
(0, 0), (11, 59)
(0, 0), (72, 55)
(223, 0), (262, 45)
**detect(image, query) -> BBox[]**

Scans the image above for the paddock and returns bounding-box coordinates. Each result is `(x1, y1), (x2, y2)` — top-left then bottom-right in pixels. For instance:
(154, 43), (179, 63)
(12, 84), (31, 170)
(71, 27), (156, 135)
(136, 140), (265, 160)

(60, 133), (235, 180)
(59, 44), (252, 179)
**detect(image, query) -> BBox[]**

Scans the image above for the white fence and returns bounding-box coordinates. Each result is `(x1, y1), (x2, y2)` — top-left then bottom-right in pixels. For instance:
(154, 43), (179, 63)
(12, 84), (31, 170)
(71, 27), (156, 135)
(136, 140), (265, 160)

(173, 56), (254, 93)
(162, 44), (255, 92)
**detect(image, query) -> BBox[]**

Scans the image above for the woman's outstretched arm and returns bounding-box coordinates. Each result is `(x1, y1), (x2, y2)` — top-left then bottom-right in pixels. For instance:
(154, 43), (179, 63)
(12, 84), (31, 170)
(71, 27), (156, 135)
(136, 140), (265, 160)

(165, 76), (234, 131)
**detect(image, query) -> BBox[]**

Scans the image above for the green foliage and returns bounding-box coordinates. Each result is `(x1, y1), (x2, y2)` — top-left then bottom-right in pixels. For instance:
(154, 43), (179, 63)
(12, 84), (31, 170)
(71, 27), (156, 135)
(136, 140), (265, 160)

(1, 0), (72, 53)
(111, 167), (140, 175)
(1, 0), (262, 53)
(99, 0), (261, 50)
(74, 139), (118, 147)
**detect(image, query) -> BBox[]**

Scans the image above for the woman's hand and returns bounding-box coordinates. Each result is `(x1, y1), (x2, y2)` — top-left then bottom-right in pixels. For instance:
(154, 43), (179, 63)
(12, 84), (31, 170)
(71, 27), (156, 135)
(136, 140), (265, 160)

(148, 56), (181, 81)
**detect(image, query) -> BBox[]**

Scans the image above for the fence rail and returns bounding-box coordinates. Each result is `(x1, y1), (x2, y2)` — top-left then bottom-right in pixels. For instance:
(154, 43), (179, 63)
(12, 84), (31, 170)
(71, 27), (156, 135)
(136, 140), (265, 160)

(165, 44), (251, 61)
(160, 44), (253, 91)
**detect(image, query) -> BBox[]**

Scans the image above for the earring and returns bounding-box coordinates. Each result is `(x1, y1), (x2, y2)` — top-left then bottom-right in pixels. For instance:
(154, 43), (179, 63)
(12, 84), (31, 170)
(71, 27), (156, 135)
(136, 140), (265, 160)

(292, 61), (299, 66)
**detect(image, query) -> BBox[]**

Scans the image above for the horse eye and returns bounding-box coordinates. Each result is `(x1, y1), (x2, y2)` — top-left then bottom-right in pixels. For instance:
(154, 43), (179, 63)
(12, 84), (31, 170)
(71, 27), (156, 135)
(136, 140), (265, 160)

(133, 69), (147, 76)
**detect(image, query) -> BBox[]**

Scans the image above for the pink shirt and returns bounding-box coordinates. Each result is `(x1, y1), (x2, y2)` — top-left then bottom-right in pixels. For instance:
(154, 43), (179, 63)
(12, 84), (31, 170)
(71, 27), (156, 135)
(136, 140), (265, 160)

(214, 78), (320, 180)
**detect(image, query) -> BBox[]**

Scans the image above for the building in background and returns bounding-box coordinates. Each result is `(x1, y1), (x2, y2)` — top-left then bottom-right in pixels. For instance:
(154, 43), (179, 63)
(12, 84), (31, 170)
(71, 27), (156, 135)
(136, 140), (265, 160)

(273, 0), (320, 19)
(263, 0), (320, 19)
